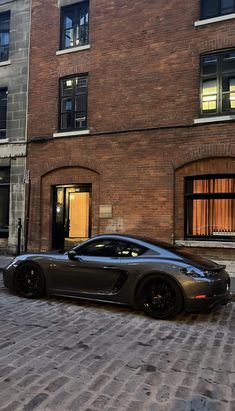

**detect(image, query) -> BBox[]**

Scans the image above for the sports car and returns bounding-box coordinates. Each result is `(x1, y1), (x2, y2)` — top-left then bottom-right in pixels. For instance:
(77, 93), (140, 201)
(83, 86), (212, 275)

(3, 234), (231, 319)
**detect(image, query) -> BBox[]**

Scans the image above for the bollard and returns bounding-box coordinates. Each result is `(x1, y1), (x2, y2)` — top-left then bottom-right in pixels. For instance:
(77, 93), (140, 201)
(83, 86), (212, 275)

(17, 218), (22, 255)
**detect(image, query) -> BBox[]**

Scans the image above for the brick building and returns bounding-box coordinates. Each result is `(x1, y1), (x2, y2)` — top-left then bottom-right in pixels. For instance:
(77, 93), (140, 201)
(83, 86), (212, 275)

(0, 0), (30, 253)
(27, 0), (235, 275)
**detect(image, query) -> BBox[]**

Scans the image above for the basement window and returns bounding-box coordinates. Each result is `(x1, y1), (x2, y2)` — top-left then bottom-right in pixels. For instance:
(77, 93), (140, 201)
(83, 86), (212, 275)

(185, 175), (235, 240)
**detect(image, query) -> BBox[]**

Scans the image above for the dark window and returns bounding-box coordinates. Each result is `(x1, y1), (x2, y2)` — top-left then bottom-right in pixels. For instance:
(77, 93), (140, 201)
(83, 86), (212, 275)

(0, 167), (10, 238)
(185, 175), (235, 240)
(76, 239), (147, 258)
(0, 11), (10, 62)
(200, 51), (235, 116)
(60, 75), (88, 131)
(0, 88), (7, 138)
(201, 0), (235, 19)
(60, 1), (89, 50)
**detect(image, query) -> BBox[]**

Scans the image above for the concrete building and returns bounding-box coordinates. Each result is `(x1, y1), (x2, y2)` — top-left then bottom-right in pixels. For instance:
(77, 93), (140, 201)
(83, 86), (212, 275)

(0, 0), (30, 253)
(26, 1), (235, 277)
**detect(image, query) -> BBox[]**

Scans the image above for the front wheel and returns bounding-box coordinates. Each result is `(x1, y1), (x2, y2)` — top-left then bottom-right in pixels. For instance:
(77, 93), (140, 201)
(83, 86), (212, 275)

(137, 275), (183, 319)
(15, 262), (45, 298)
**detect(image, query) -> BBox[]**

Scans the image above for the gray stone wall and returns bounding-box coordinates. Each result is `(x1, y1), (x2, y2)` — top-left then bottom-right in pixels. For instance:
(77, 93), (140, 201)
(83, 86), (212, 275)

(0, 0), (30, 253)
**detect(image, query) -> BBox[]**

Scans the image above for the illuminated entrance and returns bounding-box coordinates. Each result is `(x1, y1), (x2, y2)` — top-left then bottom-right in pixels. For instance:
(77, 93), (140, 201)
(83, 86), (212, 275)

(52, 184), (91, 250)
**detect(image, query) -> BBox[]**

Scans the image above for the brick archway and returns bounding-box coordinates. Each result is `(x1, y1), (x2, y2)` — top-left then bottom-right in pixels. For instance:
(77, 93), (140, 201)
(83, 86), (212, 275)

(171, 143), (235, 171)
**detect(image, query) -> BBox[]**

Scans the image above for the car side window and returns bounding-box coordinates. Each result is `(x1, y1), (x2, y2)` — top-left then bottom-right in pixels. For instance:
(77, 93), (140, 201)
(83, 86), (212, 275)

(76, 239), (147, 258)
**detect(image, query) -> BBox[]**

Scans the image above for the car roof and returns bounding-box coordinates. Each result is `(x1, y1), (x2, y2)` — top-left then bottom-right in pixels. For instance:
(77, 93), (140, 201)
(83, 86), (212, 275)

(88, 233), (175, 250)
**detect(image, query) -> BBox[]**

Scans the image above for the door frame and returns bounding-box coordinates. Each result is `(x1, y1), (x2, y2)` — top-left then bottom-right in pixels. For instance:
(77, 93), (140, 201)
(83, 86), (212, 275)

(52, 183), (92, 250)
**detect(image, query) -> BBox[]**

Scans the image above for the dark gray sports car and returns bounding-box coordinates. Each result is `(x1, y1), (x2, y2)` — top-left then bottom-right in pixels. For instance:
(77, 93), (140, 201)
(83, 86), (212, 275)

(3, 234), (231, 319)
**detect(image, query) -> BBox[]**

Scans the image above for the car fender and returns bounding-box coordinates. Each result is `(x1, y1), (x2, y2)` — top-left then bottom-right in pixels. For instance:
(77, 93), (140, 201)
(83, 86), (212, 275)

(133, 270), (187, 308)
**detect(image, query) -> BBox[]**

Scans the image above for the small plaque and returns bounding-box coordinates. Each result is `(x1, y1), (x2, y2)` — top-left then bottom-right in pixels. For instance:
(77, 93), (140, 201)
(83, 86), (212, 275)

(99, 205), (113, 219)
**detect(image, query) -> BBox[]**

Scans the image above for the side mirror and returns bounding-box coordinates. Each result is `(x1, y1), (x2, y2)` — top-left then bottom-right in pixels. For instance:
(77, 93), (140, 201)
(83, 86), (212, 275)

(68, 250), (77, 260)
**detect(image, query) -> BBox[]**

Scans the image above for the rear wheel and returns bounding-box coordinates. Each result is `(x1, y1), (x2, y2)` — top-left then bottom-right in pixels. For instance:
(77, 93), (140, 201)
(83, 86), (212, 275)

(15, 262), (45, 298)
(137, 274), (183, 319)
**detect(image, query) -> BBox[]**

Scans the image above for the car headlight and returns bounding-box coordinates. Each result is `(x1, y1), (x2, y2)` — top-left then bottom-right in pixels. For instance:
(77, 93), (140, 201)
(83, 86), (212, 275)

(180, 267), (205, 278)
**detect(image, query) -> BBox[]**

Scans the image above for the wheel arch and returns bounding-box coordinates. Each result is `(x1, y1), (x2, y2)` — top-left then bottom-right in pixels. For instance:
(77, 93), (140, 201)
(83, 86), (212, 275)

(134, 271), (186, 309)
(14, 260), (48, 297)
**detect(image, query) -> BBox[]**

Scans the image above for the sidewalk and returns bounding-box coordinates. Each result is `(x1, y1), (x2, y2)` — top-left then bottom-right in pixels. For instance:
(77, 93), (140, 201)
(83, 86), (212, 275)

(0, 255), (14, 270)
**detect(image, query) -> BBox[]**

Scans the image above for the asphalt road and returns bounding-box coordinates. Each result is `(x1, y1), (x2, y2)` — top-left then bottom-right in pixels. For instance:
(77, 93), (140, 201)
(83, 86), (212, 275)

(0, 273), (234, 411)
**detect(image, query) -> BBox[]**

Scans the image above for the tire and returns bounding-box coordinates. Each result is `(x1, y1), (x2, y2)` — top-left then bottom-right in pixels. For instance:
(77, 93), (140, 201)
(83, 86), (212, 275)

(14, 262), (45, 298)
(137, 274), (183, 319)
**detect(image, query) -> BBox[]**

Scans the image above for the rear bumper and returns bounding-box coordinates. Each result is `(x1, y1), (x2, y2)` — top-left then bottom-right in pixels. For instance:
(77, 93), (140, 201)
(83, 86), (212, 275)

(185, 291), (232, 312)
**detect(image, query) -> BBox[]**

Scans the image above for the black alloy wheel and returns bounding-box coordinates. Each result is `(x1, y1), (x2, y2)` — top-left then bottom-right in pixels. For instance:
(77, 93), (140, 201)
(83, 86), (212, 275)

(15, 262), (45, 298)
(138, 274), (183, 319)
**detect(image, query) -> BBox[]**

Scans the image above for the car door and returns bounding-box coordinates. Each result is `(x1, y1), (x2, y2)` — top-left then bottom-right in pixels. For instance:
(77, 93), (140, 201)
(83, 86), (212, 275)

(49, 239), (127, 294)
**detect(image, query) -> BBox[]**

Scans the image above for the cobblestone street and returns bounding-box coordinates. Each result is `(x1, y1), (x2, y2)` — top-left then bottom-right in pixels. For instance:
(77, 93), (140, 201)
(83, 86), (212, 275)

(0, 274), (234, 411)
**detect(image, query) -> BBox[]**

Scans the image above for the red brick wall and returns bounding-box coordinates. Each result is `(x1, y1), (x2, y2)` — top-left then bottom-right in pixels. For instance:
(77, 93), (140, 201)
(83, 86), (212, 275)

(27, 0), (235, 256)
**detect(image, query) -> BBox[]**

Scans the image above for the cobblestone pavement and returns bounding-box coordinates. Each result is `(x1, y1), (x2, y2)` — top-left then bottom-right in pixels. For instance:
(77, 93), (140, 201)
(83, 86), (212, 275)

(0, 275), (234, 411)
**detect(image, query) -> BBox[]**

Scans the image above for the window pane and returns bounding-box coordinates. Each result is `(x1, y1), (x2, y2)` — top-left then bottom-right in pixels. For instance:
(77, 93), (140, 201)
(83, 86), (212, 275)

(202, 55), (218, 75)
(65, 28), (74, 48)
(201, 0), (219, 18)
(202, 79), (217, 111)
(61, 97), (73, 113)
(189, 198), (235, 236)
(62, 79), (73, 96)
(0, 167), (9, 183)
(221, 0), (235, 14)
(0, 185), (9, 234)
(74, 112), (87, 129)
(222, 52), (235, 72)
(0, 12), (10, 61)
(61, 113), (72, 129)
(193, 178), (235, 193)
(76, 76), (88, 92)
(222, 77), (235, 109)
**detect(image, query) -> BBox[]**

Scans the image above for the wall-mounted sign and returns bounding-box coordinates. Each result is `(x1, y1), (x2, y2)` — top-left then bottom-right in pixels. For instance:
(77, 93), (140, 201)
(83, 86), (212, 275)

(99, 205), (113, 219)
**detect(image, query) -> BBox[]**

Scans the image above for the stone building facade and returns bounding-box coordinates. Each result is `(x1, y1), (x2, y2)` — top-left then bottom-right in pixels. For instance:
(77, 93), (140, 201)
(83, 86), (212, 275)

(0, 0), (30, 253)
(27, 0), (235, 277)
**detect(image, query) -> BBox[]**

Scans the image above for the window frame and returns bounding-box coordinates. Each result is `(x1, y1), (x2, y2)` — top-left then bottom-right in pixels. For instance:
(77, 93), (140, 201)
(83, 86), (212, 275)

(184, 174), (235, 241)
(0, 166), (10, 238)
(59, 74), (88, 132)
(0, 87), (7, 139)
(200, 0), (235, 20)
(200, 50), (235, 117)
(0, 11), (10, 62)
(60, 1), (89, 51)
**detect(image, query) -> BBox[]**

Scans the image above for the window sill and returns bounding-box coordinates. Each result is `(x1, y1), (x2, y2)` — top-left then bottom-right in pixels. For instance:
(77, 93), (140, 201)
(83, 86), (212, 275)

(56, 44), (90, 56)
(53, 130), (90, 138)
(0, 60), (11, 67)
(194, 115), (235, 124)
(175, 240), (235, 248)
(0, 138), (8, 144)
(194, 13), (235, 27)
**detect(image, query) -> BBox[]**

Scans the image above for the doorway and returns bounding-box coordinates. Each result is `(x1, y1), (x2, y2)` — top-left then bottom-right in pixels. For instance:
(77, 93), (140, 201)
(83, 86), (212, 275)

(52, 184), (91, 250)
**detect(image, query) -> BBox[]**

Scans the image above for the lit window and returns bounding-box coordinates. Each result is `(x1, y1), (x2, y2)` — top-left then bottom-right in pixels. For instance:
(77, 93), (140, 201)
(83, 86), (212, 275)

(201, 0), (235, 19)
(60, 75), (88, 131)
(0, 167), (10, 238)
(185, 175), (235, 239)
(60, 1), (89, 50)
(200, 51), (235, 116)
